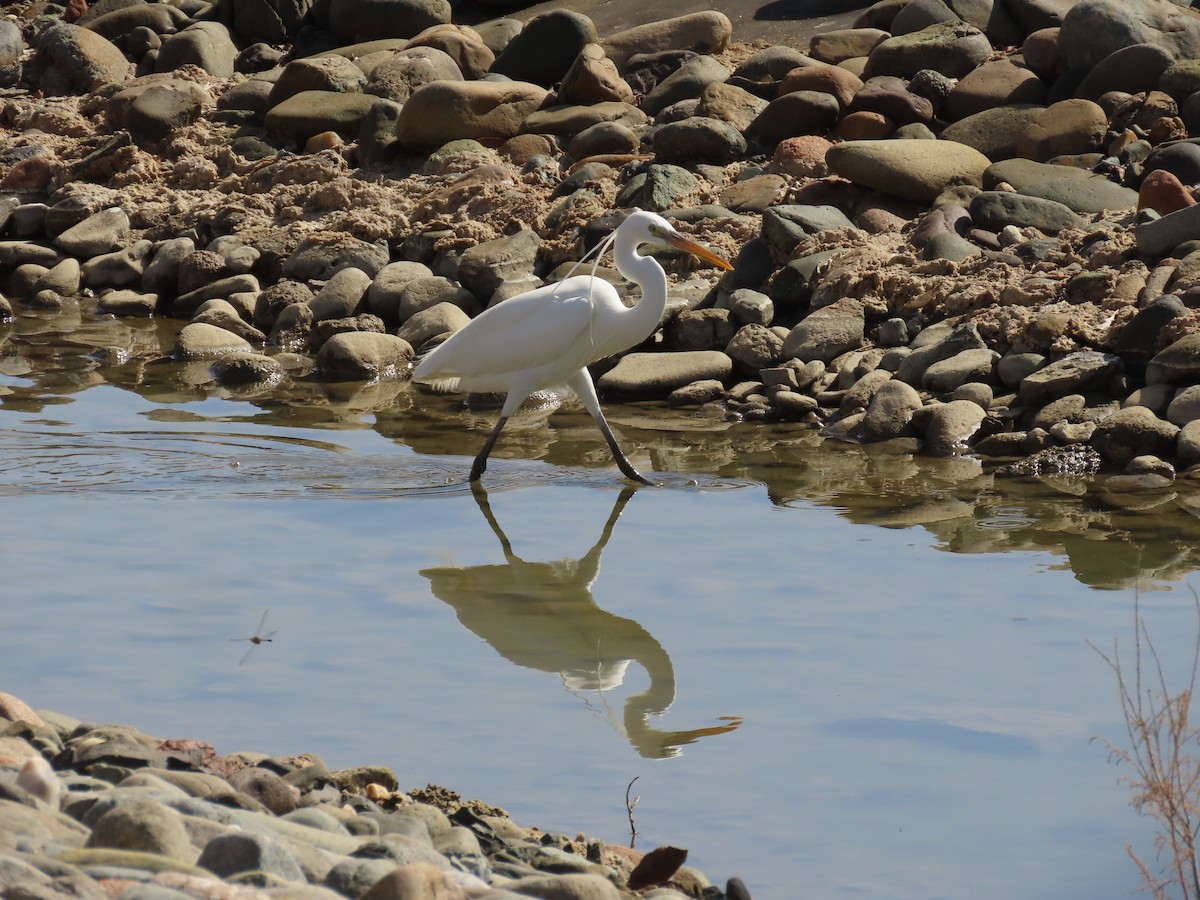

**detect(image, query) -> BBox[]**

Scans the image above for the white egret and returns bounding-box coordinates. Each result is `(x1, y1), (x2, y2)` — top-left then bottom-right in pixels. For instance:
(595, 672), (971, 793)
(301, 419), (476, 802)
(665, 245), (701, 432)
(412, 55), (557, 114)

(412, 210), (733, 483)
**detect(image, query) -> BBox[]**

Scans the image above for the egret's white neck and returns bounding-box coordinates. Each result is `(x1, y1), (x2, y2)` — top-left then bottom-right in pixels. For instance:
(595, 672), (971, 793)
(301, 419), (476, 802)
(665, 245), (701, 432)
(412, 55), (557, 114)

(614, 229), (669, 344)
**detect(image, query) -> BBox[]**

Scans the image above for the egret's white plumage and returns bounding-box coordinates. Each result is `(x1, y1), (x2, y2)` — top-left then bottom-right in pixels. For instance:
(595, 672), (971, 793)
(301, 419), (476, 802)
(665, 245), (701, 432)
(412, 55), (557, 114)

(412, 209), (733, 483)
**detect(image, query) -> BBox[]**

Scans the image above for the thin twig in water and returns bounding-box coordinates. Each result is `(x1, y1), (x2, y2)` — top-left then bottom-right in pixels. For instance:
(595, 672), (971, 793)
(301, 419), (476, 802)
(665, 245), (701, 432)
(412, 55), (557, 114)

(1092, 585), (1200, 899)
(625, 776), (640, 849)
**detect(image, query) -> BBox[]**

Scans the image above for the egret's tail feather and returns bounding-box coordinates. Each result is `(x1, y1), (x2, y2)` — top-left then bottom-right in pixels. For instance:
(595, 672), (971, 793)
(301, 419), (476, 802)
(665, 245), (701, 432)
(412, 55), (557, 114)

(414, 374), (462, 393)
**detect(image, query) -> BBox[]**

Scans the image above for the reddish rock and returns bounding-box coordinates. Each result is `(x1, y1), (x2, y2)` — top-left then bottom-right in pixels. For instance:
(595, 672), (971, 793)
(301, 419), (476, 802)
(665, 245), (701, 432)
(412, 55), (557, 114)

(0, 155), (59, 190)
(64, 0), (87, 22)
(769, 135), (833, 177)
(1139, 169), (1196, 215)
(779, 61), (863, 109)
(833, 110), (894, 140)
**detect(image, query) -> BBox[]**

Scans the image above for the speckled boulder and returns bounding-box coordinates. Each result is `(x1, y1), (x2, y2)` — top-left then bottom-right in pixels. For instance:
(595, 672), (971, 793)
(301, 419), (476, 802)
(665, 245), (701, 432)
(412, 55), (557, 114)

(30, 23), (131, 95)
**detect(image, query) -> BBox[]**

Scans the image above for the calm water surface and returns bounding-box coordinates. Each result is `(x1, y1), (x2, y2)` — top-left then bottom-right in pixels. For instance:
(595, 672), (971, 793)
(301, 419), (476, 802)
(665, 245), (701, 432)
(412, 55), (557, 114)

(4, 305), (1200, 898)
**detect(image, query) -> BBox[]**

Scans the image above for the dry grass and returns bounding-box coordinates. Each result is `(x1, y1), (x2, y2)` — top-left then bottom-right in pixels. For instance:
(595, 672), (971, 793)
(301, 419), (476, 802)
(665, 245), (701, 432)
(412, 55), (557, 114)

(1093, 588), (1200, 899)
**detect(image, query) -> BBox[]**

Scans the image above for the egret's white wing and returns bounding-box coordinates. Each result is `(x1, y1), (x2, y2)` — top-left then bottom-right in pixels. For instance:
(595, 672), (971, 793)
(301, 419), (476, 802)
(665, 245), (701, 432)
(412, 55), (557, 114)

(414, 277), (614, 388)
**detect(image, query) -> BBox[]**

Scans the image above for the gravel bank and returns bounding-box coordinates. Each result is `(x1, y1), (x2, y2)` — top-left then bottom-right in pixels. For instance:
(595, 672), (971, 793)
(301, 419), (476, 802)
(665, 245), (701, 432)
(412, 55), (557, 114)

(5, 0), (1200, 481)
(0, 691), (746, 899)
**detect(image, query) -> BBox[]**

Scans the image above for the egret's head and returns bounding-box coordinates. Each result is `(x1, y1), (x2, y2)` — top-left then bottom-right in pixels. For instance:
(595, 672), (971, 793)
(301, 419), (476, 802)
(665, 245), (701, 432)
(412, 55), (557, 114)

(626, 209), (733, 271)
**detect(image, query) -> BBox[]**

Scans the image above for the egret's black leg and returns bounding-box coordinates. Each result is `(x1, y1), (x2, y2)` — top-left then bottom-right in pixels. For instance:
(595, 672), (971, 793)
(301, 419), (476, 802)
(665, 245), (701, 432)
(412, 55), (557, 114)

(594, 408), (653, 485)
(470, 415), (509, 482)
(568, 368), (654, 484)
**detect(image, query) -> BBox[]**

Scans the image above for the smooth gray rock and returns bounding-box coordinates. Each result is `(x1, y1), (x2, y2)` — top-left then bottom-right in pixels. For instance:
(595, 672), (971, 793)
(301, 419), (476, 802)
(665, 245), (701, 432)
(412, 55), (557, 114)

(456, 229), (540, 302)
(81, 240), (153, 289)
(210, 353), (285, 387)
(922, 231), (981, 262)
(316, 332), (414, 380)
(267, 55), (367, 110)
(922, 348), (998, 392)
(654, 116), (747, 165)
(36, 258), (82, 296)
(173, 274), (260, 318)
(895, 322), (988, 386)
(782, 299), (865, 363)
(1148, 334), (1200, 383)
(155, 22), (239, 78)
(1019, 350), (1123, 404)
(924, 399), (987, 454)
(1059, 0), (1200, 71)
(395, 302), (471, 349)
(761, 205), (856, 256)
(641, 54), (730, 117)
(127, 84), (205, 143)
(310, 267), (371, 322)
(726, 323), (784, 372)
(98, 289), (158, 316)
(864, 21), (993, 79)
(854, 379), (922, 441)
(941, 105), (1045, 162)
(0, 20), (23, 68)
(490, 9), (598, 87)
(597, 350), (733, 397)
(54, 207), (130, 257)
(724, 288), (774, 327)
(1136, 202), (1200, 258)
(1166, 385), (1200, 426)
(1019, 177), (1137, 214)
(87, 800), (197, 864)
(30, 23), (131, 95)
(969, 191), (1084, 233)
(1090, 406), (1180, 466)
(395, 276), (477, 324)
(282, 236), (390, 282)
(264, 90), (376, 139)
(175, 323), (254, 359)
(196, 831), (305, 882)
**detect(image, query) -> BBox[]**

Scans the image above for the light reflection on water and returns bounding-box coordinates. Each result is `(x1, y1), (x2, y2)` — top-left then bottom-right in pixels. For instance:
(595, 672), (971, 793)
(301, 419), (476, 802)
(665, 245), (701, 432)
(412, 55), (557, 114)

(4, 309), (1200, 897)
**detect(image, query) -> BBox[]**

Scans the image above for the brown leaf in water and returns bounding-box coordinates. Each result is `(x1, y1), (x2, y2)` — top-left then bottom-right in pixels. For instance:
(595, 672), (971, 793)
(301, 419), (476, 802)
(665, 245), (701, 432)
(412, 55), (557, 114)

(627, 845), (688, 890)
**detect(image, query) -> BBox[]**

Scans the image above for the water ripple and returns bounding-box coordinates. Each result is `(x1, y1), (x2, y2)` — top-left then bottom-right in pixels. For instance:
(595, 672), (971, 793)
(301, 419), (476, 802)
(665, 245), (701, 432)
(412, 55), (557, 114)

(0, 427), (759, 500)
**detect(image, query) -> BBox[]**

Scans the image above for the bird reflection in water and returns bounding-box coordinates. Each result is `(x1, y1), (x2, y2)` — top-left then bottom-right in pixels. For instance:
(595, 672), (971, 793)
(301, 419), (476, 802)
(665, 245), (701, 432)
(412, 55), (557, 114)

(420, 484), (741, 759)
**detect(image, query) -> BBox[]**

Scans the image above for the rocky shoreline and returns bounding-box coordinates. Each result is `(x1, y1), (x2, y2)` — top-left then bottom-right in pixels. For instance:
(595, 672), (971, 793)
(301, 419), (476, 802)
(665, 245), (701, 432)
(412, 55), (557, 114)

(0, 691), (744, 899)
(6, 0), (1200, 486)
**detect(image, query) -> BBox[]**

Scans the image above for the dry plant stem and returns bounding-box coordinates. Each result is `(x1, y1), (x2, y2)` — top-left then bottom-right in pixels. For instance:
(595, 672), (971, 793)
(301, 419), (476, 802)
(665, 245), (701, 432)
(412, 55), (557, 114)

(1093, 587), (1200, 899)
(626, 776), (640, 849)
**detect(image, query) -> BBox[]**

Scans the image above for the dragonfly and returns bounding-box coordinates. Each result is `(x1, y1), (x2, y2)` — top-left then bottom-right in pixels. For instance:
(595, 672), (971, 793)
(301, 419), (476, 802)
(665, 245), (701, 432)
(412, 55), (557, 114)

(231, 610), (277, 666)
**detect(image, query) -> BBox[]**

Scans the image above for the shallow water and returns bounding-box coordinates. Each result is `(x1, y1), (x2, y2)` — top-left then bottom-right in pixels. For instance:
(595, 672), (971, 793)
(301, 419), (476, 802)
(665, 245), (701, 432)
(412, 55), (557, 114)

(4, 304), (1200, 898)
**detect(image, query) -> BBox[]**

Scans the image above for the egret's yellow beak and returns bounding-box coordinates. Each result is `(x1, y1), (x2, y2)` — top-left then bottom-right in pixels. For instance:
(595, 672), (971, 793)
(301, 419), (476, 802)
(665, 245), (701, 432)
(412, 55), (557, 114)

(665, 232), (735, 271)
